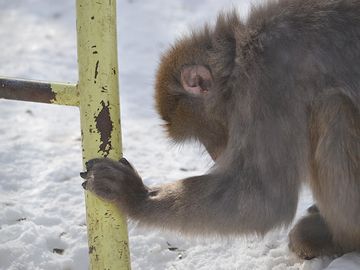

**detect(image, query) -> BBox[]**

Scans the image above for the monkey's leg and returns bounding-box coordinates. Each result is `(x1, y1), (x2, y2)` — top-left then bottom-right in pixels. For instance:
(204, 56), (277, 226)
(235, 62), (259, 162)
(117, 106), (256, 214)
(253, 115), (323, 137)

(291, 91), (360, 259)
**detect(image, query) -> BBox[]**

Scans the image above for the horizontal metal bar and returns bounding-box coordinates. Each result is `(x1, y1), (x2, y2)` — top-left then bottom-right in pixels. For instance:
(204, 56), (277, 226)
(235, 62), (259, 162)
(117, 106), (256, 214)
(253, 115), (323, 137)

(0, 77), (79, 106)
(52, 82), (79, 106)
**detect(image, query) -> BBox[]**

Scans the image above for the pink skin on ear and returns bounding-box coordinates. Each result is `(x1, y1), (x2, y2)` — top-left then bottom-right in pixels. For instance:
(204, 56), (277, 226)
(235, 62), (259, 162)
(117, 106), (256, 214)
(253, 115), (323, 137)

(181, 65), (213, 95)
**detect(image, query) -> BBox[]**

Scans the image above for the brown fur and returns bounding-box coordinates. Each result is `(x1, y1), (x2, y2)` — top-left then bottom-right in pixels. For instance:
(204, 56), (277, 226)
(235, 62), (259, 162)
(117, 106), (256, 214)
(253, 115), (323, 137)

(82, 0), (360, 259)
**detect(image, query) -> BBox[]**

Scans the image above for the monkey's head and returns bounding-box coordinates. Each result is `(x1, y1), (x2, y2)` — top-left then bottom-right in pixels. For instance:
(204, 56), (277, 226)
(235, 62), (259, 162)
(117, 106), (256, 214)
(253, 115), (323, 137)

(155, 13), (241, 160)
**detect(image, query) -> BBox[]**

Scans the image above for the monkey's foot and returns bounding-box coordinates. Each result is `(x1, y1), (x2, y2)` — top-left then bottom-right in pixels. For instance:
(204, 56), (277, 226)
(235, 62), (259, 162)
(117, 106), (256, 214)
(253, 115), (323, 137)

(80, 158), (148, 215)
(288, 212), (341, 260)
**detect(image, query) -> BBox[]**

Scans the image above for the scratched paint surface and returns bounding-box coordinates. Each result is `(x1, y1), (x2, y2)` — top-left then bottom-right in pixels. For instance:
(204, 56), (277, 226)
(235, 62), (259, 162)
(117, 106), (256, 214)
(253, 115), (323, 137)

(0, 0), (359, 270)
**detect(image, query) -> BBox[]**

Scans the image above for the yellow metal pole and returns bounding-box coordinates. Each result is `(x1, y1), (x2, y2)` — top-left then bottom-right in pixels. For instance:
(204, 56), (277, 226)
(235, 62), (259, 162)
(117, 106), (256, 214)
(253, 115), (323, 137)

(76, 0), (131, 269)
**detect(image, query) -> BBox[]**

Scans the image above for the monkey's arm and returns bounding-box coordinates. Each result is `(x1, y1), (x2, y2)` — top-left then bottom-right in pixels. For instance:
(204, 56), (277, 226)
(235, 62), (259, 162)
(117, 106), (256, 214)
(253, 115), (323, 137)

(82, 156), (298, 235)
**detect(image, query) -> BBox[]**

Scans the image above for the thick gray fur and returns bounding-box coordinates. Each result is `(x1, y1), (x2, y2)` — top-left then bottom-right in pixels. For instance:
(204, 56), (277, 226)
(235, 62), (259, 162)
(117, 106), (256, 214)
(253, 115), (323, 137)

(85, 0), (360, 258)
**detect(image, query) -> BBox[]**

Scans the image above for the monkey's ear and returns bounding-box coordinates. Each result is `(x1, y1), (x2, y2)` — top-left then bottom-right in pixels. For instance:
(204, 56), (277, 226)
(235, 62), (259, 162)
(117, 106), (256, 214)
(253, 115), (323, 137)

(181, 65), (212, 95)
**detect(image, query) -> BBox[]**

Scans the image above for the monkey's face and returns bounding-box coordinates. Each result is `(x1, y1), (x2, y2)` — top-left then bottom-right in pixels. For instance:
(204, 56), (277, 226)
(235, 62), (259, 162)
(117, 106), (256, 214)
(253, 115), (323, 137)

(154, 36), (228, 161)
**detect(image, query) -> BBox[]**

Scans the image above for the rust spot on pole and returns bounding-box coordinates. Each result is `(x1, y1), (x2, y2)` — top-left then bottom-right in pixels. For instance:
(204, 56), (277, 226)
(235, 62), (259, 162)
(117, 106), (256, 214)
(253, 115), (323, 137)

(95, 100), (113, 157)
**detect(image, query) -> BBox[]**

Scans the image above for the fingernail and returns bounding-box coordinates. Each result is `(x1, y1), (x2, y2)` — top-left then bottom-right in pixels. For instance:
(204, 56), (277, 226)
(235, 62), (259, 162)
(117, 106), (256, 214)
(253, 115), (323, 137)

(85, 161), (91, 170)
(119, 157), (130, 166)
(82, 181), (88, 189)
(80, 172), (87, 179)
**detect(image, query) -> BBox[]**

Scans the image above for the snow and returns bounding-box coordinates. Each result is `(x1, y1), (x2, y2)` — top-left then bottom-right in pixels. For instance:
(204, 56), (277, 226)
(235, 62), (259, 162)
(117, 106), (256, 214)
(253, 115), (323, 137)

(0, 0), (359, 269)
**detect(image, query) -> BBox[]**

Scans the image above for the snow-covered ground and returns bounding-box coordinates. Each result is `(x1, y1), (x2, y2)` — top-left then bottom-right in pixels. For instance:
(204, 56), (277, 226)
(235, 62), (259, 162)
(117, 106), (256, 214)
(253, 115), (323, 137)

(0, 0), (359, 269)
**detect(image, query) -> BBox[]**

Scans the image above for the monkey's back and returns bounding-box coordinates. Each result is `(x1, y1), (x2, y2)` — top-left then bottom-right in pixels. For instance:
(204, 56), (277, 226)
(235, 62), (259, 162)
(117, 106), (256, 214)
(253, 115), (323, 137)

(245, 0), (360, 107)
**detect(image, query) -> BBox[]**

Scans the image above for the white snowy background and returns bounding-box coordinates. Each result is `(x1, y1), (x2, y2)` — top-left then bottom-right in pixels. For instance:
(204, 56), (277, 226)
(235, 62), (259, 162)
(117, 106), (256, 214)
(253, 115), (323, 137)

(0, 0), (359, 269)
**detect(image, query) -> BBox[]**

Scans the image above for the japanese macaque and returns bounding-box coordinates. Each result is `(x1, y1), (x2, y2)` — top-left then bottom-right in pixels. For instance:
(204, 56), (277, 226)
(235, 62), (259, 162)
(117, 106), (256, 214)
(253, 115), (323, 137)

(81, 0), (360, 260)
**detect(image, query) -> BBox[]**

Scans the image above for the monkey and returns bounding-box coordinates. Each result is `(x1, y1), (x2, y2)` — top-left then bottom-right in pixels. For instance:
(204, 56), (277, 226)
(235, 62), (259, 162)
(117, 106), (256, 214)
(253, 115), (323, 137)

(81, 0), (360, 260)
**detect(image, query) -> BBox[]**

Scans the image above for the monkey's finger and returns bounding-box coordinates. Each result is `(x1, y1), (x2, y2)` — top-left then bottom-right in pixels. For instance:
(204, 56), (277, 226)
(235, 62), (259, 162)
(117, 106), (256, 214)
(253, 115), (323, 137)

(119, 157), (139, 174)
(82, 181), (88, 190)
(85, 158), (101, 171)
(80, 171), (88, 179)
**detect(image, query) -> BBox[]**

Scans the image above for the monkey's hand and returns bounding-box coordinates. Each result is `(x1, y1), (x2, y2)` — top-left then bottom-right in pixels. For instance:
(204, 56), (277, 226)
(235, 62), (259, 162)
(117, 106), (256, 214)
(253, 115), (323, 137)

(80, 158), (149, 216)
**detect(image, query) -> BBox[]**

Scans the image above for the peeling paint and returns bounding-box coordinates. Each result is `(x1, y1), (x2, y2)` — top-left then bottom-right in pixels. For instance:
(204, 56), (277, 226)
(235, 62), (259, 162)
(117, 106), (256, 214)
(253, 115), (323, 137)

(89, 246), (96, 254)
(101, 85), (108, 93)
(118, 241), (129, 259)
(94, 60), (100, 83)
(95, 101), (113, 157)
